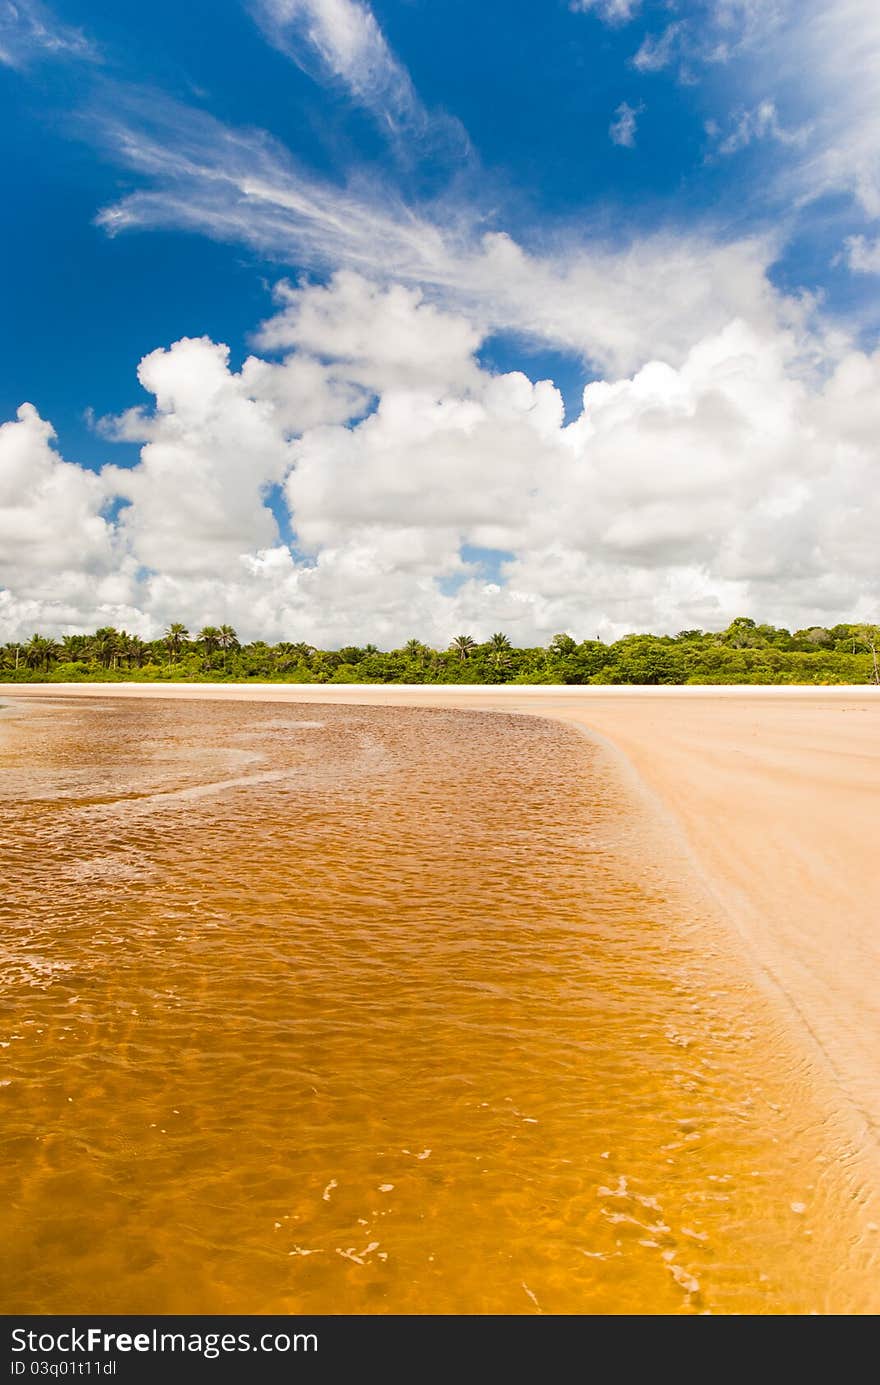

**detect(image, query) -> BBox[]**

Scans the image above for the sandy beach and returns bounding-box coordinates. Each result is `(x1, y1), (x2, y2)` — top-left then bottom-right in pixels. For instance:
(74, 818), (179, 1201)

(5, 681), (878, 1160)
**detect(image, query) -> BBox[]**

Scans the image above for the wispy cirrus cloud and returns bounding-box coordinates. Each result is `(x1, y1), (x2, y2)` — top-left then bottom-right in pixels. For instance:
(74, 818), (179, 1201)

(570, 0), (641, 22)
(629, 2), (784, 76)
(0, 0), (97, 68)
(704, 2), (880, 236)
(602, 1), (880, 268)
(792, 1), (880, 220)
(250, 0), (415, 118)
(572, 0), (780, 59)
(248, 0), (468, 158)
(91, 91), (791, 377)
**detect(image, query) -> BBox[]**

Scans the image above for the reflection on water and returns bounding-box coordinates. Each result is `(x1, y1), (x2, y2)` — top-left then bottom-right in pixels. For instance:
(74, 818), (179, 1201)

(0, 697), (876, 1314)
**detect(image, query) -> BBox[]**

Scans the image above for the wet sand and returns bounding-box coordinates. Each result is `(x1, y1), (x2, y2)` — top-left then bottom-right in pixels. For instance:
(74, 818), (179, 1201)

(2, 683), (879, 1312)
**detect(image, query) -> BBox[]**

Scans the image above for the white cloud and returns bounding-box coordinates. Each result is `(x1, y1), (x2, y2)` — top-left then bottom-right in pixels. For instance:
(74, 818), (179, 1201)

(254, 271), (483, 394)
(0, 403), (138, 633)
(843, 235), (880, 275)
(3, 5), (878, 646)
(702, 0), (785, 61)
(0, 0), (96, 68)
(609, 100), (642, 148)
(93, 95), (791, 378)
(0, 404), (114, 580)
(2, 276), (879, 646)
(654, 3), (880, 231)
(710, 99), (802, 156)
(790, 0), (880, 220)
(248, 0), (467, 156)
(102, 337), (297, 577)
(632, 24), (683, 74)
(571, 0), (640, 23)
(250, 0), (407, 107)
(631, 2), (782, 75)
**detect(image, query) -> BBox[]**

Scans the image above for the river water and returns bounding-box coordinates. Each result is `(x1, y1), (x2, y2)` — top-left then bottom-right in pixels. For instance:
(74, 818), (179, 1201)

(0, 695), (876, 1313)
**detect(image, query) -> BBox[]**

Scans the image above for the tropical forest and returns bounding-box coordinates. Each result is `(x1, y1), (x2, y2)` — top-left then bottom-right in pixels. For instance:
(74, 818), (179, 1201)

(2, 618), (879, 685)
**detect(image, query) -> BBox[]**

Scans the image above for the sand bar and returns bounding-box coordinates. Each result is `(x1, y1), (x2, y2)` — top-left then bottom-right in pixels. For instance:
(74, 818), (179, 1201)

(4, 682), (879, 1155)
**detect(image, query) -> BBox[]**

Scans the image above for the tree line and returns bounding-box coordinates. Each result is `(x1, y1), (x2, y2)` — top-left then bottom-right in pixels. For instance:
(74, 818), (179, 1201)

(2, 617), (878, 685)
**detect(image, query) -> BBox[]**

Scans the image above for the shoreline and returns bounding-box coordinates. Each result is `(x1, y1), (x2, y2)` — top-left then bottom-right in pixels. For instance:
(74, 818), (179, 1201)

(4, 681), (879, 1166)
(2, 680), (878, 696)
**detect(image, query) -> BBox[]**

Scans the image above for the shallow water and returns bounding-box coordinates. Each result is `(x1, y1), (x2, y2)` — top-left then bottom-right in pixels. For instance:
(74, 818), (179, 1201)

(0, 696), (876, 1314)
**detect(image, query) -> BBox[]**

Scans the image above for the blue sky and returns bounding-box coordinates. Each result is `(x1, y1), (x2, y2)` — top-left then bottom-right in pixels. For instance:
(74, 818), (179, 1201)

(1, 0), (879, 644)
(1, 0), (711, 450)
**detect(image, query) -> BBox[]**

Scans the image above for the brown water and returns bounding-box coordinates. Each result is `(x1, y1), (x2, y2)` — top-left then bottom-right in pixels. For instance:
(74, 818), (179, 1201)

(0, 696), (876, 1314)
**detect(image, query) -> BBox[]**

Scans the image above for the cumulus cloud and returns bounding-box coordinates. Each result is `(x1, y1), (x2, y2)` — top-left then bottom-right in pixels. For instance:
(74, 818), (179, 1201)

(254, 271), (484, 394)
(3, 1), (877, 653)
(0, 404), (114, 580)
(0, 403), (139, 632)
(609, 101), (642, 148)
(0, 0), (96, 68)
(2, 274), (879, 646)
(101, 337), (299, 577)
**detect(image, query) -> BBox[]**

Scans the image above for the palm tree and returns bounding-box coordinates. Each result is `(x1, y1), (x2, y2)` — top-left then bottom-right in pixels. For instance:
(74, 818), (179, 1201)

(217, 624), (239, 670)
(24, 634), (59, 672)
(278, 637), (313, 664)
(338, 646), (365, 666)
(90, 627), (120, 670)
(450, 634), (476, 662)
(116, 631), (134, 669)
(274, 642), (303, 671)
(23, 636), (41, 671)
(164, 623), (189, 664)
(59, 634), (88, 663)
(487, 631), (512, 670)
(197, 626), (222, 668)
(128, 636), (150, 669)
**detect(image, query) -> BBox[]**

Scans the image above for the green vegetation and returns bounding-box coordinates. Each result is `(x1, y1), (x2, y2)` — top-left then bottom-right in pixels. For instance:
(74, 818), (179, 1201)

(1, 618), (878, 685)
